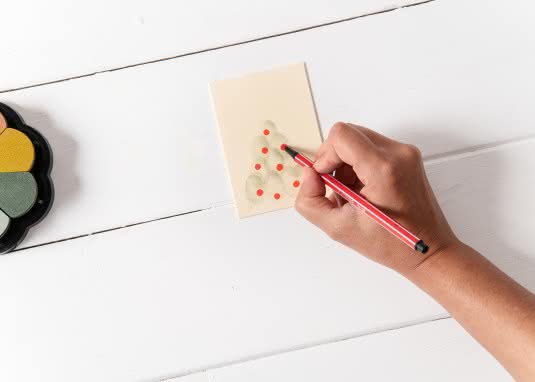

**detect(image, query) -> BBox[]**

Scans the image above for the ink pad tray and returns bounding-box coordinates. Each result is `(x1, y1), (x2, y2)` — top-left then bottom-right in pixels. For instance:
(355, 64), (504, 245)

(0, 103), (53, 254)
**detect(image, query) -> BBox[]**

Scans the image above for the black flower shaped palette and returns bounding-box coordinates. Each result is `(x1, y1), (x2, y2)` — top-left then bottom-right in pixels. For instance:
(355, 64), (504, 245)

(0, 103), (53, 254)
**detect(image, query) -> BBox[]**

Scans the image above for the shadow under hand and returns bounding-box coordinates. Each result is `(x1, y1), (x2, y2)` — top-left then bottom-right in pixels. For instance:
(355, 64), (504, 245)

(397, 127), (535, 293)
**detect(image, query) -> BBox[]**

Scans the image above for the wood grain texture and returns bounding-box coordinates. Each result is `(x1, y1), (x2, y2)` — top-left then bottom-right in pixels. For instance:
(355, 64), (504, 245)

(0, 139), (533, 382)
(172, 319), (511, 382)
(0, 0), (423, 90)
(2, 0), (535, 248)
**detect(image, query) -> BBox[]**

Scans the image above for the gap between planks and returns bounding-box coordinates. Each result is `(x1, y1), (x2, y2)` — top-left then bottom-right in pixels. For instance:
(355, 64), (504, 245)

(11, 206), (218, 254)
(0, 0), (437, 94)
(424, 135), (535, 165)
(152, 314), (452, 382)
(13, 134), (535, 254)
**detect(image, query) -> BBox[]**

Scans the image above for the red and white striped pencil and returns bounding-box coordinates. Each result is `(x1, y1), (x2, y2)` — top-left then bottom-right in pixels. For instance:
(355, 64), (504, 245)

(284, 146), (429, 254)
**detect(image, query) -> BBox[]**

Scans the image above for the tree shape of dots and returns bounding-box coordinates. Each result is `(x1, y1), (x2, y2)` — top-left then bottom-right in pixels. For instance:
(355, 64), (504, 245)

(245, 120), (303, 205)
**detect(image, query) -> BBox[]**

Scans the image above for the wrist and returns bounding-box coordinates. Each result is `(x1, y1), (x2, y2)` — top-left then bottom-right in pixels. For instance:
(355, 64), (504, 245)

(402, 238), (466, 282)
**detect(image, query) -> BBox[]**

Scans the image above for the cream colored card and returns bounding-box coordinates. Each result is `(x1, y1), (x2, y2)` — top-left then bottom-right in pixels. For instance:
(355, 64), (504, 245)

(211, 63), (322, 218)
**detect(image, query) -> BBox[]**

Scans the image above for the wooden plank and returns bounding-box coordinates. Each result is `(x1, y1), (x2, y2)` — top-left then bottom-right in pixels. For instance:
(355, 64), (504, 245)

(1, 0), (534, 248)
(173, 319), (511, 382)
(426, 141), (535, 290)
(0, 0), (423, 90)
(0, 207), (445, 382)
(0, 140), (532, 382)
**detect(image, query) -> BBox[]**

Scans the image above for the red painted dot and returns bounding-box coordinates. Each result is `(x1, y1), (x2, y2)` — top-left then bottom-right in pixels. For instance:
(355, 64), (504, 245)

(261, 147), (268, 154)
(263, 129), (270, 136)
(274, 193), (281, 200)
(256, 189), (264, 197)
(276, 164), (284, 171)
(280, 143), (287, 151)
(293, 180), (300, 188)
(255, 163), (261, 170)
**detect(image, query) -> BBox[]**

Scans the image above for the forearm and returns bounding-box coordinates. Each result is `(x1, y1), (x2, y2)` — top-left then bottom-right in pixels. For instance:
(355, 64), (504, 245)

(407, 242), (535, 381)
(296, 123), (534, 378)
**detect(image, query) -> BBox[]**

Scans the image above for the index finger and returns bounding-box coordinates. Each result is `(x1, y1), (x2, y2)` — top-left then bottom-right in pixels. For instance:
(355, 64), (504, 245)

(314, 122), (385, 181)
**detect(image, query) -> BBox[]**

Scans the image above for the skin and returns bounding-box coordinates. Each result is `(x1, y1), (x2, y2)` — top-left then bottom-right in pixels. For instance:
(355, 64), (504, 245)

(296, 122), (535, 381)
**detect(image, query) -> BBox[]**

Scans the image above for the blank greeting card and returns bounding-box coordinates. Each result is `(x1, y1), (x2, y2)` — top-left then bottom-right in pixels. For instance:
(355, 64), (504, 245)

(211, 63), (322, 217)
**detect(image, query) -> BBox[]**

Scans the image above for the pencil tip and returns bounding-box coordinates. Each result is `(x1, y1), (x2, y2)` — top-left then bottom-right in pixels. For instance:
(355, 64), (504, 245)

(284, 145), (298, 158)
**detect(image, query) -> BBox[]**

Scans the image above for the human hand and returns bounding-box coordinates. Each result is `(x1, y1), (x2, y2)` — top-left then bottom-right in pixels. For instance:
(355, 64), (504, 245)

(295, 123), (535, 380)
(295, 122), (459, 275)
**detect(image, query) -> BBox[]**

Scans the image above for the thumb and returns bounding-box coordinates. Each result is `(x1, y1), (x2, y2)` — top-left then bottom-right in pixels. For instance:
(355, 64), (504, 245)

(295, 167), (337, 226)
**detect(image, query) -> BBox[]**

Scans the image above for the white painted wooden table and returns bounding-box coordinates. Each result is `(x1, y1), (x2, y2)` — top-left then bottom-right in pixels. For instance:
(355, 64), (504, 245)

(1, 0), (532, 380)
